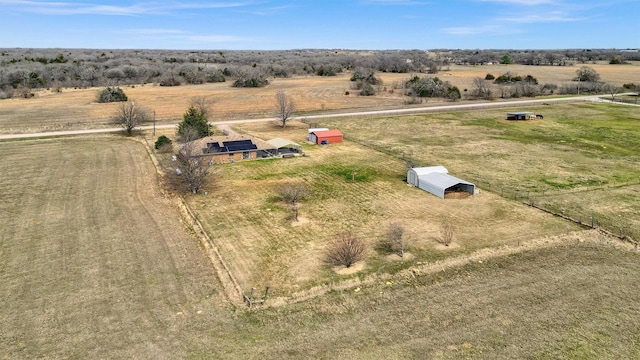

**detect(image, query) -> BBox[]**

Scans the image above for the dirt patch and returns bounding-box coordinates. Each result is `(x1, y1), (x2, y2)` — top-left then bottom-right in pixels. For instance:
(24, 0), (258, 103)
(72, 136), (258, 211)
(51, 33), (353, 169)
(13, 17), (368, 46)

(384, 252), (415, 261)
(434, 243), (461, 250)
(334, 261), (366, 275)
(444, 191), (472, 199)
(291, 217), (310, 227)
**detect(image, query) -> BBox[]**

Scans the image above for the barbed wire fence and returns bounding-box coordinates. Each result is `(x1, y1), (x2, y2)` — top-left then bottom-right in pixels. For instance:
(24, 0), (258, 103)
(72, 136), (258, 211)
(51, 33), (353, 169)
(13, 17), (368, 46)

(304, 120), (639, 246)
(474, 179), (639, 244)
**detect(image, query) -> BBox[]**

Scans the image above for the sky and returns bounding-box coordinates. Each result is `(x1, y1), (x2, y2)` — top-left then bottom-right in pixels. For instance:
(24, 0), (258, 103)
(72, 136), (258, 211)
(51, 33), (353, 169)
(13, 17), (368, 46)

(0, 0), (638, 50)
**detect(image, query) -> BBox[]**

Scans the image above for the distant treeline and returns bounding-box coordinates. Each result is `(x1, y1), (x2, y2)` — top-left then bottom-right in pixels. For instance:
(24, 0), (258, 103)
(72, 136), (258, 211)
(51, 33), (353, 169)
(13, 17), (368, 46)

(0, 48), (637, 99)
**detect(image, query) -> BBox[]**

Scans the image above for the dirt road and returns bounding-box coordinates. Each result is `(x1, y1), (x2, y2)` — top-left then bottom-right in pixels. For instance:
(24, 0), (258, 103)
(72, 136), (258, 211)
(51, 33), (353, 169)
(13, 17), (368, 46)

(0, 95), (616, 140)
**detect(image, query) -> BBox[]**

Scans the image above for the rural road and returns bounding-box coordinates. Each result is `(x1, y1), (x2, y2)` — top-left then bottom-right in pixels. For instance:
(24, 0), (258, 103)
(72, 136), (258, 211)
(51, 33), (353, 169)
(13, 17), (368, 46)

(0, 94), (632, 140)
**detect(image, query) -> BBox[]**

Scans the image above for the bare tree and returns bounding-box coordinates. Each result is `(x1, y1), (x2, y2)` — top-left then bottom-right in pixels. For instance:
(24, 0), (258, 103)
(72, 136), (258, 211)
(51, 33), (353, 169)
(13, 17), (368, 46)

(112, 100), (149, 135)
(190, 96), (214, 117)
(177, 140), (210, 194)
(603, 83), (621, 101)
(386, 222), (408, 258)
(276, 182), (309, 221)
(439, 218), (455, 247)
(326, 233), (367, 268)
(471, 77), (493, 100)
(274, 90), (294, 128)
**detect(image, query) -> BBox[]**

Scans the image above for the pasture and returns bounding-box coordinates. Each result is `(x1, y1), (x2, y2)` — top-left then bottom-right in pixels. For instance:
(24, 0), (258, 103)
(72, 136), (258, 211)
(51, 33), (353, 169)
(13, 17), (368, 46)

(174, 120), (579, 300)
(316, 102), (640, 241)
(0, 62), (637, 135)
(0, 137), (223, 358)
(2, 65), (640, 357)
(2, 142), (639, 359)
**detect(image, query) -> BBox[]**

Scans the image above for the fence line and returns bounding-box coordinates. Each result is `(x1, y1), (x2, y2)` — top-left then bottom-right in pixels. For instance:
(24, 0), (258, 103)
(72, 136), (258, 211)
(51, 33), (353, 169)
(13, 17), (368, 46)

(304, 127), (639, 245)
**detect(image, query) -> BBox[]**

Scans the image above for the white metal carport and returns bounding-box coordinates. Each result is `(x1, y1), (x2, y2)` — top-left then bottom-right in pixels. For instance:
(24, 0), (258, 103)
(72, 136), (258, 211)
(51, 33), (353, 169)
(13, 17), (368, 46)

(407, 166), (476, 199)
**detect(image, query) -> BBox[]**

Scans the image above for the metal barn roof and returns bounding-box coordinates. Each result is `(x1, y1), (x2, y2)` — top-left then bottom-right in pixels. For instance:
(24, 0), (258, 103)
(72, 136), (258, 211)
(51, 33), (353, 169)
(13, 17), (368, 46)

(311, 129), (343, 137)
(308, 128), (329, 134)
(409, 166), (449, 177)
(267, 138), (301, 149)
(417, 172), (475, 199)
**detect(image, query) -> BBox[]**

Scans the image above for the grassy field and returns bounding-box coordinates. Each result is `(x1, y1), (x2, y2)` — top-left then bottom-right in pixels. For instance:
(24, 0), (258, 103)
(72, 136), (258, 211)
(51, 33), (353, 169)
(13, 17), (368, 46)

(171, 121), (580, 299)
(2, 63), (640, 357)
(0, 62), (637, 135)
(2, 134), (640, 358)
(315, 102), (640, 240)
(0, 137), (221, 358)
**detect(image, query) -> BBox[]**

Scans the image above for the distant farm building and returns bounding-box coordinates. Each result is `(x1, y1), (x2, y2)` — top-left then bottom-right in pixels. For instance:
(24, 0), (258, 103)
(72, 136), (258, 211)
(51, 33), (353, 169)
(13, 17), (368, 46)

(309, 129), (343, 145)
(184, 135), (278, 164)
(407, 166), (476, 199)
(507, 112), (543, 120)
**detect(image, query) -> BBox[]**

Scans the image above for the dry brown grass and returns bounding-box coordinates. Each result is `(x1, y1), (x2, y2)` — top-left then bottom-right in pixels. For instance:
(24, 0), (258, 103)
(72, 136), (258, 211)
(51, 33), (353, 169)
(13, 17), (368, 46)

(0, 136), (223, 358)
(177, 121), (578, 298)
(2, 135), (640, 358)
(2, 62), (640, 357)
(1, 62), (637, 135)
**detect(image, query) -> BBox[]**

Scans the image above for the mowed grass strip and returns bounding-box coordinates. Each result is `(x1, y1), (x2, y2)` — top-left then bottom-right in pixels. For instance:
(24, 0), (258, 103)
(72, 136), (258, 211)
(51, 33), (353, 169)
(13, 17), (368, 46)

(0, 137), (221, 358)
(186, 121), (578, 297)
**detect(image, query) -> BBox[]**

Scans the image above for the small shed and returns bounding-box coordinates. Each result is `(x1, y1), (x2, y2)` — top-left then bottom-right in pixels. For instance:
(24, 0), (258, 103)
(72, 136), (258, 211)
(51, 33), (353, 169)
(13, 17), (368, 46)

(407, 166), (475, 199)
(308, 128), (329, 142)
(310, 129), (343, 145)
(507, 112), (541, 120)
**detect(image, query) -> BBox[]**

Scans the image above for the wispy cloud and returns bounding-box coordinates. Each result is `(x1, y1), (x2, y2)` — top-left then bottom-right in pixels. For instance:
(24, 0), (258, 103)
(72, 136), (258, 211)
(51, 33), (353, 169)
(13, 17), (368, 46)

(477, 0), (556, 5)
(114, 27), (253, 44)
(497, 12), (584, 23)
(238, 5), (294, 16)
(363, 0), (429, 5)
(119, 28), (187, 35)
(441, 24), (511, 36)
(0, 0), (253, 16)
(187, 35), (251, 43)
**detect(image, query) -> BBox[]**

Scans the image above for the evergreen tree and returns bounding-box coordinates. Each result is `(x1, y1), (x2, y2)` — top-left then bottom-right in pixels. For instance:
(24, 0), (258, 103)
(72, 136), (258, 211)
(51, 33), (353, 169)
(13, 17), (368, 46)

(177, 106), (211, 140)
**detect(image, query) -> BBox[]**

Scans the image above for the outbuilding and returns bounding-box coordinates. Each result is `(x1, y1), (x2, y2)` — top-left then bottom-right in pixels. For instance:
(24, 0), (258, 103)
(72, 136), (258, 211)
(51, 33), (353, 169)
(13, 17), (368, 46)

(307, 128), (329, 142)
(266, 138), (303, 157)
(507, 112), (542, 120)
(310, 129), (343, 145)
(407, 166), (476, 199)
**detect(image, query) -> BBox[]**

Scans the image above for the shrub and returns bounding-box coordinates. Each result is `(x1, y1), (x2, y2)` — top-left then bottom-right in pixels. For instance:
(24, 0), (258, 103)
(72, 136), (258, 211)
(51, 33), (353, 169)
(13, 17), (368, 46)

(380, 222), (408, 258)
(154, 135), (172, 150)
(485, 73), (495, 80)
(447, 86), (461, 100)
(359, 82), (376, 96)
(159, 74), (181, 86)
(351, 68), (382, 85)
(439, 219), (455, 247)
(326, 233), (367, 268)
(97, 86), (127, 103)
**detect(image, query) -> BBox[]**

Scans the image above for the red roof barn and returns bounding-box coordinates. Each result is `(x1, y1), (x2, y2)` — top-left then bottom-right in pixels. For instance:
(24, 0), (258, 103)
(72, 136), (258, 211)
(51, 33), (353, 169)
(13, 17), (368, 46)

(310, 129), (343, 145)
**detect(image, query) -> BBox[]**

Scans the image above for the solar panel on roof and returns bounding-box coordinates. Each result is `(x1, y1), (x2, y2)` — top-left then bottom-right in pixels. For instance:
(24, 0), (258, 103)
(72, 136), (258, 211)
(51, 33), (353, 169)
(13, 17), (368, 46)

(224, 139), (257, 152)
